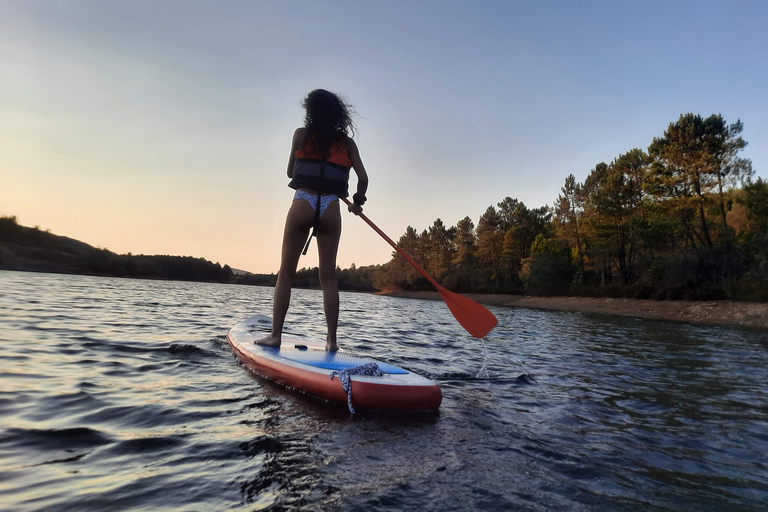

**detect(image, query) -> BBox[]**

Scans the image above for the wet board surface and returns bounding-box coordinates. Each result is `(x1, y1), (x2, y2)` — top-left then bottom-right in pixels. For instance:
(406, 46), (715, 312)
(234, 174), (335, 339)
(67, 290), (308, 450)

(253, 344), (408, 374)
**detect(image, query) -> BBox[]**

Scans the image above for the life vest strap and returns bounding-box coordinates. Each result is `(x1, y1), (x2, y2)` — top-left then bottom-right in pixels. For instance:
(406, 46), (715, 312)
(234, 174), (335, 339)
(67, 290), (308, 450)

(301, 160), (326, 256)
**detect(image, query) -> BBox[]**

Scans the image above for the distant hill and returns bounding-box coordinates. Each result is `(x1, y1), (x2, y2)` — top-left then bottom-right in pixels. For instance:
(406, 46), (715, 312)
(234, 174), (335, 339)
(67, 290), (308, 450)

(1, 216), (95, 273)
(0, 215), (233, 283)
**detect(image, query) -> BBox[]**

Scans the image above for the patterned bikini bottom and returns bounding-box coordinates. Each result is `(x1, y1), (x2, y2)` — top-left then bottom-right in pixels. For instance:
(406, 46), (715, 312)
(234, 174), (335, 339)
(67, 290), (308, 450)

(293, 190), (338, 218)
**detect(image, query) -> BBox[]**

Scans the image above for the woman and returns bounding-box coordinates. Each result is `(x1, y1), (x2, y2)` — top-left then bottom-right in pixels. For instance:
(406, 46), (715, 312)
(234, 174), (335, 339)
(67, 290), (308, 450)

(257, 89), (368, 351)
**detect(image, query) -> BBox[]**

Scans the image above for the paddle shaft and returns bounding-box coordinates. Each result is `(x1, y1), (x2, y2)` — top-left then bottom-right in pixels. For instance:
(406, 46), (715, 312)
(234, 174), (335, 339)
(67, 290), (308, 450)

(341, 198), (442, 291)
(342, 197), (498, 338)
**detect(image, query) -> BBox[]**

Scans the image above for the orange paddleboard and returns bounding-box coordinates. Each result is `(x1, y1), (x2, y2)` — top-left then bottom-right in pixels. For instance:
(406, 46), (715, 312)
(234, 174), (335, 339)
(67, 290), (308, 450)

(228, 315), (442, 412)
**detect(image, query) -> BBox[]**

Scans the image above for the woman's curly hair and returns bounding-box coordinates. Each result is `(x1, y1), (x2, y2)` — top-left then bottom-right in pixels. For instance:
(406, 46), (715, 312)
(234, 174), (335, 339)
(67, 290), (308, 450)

(302, 89), (357, 159)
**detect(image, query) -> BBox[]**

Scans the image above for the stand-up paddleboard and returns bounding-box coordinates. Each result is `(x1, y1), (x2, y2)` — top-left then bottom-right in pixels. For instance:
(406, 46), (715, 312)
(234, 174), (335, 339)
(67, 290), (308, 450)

(227, 315), (442, 411)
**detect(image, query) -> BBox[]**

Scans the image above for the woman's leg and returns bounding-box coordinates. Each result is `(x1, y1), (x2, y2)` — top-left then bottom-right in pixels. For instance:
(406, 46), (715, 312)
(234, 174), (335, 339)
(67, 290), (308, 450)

(257, 199), (314, 347)
(317, 200), (342, 351)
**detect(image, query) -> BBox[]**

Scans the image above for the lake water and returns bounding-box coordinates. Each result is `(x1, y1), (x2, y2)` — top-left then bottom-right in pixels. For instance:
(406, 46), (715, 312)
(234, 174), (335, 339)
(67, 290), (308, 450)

(1, 270), (766, 511)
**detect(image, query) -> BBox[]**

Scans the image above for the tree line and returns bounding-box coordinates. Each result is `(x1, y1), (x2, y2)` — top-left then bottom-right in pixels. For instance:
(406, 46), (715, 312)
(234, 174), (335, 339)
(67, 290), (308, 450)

(5, 113), (765, 300)
(371, 113), (767, 301)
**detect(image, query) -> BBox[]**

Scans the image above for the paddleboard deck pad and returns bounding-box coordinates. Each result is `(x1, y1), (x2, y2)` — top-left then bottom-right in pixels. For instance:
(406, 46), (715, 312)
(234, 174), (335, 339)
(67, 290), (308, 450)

(227, 315), (442, 411)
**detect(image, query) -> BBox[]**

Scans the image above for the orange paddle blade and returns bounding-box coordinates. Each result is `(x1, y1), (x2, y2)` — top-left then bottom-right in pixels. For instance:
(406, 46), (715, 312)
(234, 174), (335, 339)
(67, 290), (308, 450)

(438, 286), (498, 338)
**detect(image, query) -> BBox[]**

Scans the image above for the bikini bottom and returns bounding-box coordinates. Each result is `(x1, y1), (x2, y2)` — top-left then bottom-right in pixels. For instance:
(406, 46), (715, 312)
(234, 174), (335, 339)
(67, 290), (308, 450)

(293, 190), (338, 218)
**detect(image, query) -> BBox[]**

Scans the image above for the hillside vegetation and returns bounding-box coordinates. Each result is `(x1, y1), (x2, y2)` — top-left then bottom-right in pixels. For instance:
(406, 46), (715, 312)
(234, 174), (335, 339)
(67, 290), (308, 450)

(0, 216), (233, 284)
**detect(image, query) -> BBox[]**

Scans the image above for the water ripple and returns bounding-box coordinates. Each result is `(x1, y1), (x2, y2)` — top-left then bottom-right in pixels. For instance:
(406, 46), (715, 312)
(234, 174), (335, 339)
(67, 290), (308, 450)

(0, 270), (766, 511)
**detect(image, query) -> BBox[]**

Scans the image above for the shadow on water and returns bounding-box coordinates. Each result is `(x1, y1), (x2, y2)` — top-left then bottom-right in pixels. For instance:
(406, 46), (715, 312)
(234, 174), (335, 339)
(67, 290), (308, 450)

(233, 365), (444, 510)
(433, 371), (538, 385)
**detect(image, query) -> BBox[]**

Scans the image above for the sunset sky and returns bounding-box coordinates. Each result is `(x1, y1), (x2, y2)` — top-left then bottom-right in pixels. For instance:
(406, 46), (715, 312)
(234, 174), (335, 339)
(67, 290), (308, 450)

(2, 0), (767, 274)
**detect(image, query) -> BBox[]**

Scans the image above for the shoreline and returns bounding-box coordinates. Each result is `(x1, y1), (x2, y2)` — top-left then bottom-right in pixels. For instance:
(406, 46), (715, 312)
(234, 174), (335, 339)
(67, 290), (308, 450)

(377, 291), (768, 330)
(4, 268), (765, 330)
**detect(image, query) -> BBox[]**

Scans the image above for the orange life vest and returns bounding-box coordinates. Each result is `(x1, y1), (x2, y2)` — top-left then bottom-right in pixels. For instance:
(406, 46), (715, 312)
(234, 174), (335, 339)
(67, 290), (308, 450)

(289, 139), (351, 197)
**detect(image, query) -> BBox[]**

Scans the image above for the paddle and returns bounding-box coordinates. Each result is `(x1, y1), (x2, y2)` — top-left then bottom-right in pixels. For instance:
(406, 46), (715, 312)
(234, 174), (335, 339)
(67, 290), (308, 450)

(341, 198), (498, 338)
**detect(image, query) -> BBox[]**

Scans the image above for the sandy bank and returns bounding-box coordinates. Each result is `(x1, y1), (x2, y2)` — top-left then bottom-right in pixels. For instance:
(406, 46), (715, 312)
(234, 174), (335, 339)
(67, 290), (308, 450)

(377, 291), (768, 330)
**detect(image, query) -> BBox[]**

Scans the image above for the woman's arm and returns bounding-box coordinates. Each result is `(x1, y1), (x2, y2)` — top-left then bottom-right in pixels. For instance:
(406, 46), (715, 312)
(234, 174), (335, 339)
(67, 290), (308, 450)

(346, 138), (368, 211)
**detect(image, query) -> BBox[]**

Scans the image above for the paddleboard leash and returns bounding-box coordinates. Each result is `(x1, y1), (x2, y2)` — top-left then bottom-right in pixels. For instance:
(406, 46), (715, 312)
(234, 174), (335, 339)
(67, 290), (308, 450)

(330, 362), (385, 413)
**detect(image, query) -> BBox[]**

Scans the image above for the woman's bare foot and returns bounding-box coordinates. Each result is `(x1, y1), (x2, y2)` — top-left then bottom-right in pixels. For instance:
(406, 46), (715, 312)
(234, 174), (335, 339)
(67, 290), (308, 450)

(255, 335), (281, 348)
(325, 337), (339, 352)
